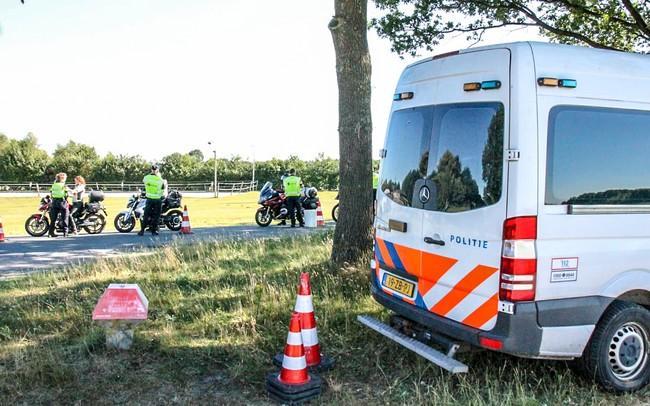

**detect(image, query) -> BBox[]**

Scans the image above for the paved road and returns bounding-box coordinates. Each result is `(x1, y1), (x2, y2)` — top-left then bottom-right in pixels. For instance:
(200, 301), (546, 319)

(0, 224), (331, 279)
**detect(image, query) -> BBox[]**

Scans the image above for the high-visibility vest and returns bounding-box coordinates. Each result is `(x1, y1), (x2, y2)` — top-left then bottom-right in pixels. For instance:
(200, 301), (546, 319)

(51, 182), (66, 199)
(283, 176), (302, 197)
(143, 174), (164, 199)
(373, 172), (379, 189)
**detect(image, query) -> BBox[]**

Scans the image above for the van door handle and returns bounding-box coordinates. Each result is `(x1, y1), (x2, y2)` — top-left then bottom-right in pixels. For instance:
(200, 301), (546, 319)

(424, 237), (445, 246)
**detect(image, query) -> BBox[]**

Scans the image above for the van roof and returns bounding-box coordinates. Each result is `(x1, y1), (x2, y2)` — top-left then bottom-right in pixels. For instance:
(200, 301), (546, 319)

(409, 41), (649, 69)
(405, 42), (650, 103)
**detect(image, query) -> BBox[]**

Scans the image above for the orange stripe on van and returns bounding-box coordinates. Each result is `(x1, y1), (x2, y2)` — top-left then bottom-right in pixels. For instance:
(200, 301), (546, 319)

(461, 294), (499, 329)
(376, 239), (395, 269)
(421, 251), (458, 286)
(417, 279), (436, 297)
(374, 256), (381, 280)
(393, 244), (420, 276)
(430, 265), (498, 316)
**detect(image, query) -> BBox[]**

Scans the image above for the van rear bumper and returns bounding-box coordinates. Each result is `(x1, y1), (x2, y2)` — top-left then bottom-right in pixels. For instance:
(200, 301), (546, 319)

(370, 273), (612, 358)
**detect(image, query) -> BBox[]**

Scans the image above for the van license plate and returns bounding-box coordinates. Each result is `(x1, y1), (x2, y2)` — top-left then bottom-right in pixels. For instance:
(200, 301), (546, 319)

(382, 273), (415, 297)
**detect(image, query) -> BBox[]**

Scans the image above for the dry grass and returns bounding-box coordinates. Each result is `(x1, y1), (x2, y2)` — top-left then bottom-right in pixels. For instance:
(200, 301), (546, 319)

(0, 234), (647, 404)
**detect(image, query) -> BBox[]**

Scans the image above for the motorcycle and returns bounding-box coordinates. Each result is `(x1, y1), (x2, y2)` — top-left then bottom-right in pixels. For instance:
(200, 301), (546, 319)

(113, 189), (184, 233)
(331, 190), (377, 222)
(255, 182), (319, 227)
(24, 190), (108, 237)
(332, 194), (339, 222)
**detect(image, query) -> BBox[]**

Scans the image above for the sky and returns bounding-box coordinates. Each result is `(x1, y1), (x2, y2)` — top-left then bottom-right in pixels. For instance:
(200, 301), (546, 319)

(0, 0), (543, 161)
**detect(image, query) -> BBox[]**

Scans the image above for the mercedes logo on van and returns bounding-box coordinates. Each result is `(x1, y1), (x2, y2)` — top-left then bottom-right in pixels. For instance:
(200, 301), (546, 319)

(419, 186), (430, 204)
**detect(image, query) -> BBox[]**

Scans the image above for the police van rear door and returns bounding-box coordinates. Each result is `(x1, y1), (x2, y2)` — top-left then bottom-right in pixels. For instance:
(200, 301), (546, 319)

(374, 106), (431, 303)
(417, 49), (509, 331)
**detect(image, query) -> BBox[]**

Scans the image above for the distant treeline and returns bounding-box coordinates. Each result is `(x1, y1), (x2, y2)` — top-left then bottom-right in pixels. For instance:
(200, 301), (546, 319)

(0, 133), (347, 190)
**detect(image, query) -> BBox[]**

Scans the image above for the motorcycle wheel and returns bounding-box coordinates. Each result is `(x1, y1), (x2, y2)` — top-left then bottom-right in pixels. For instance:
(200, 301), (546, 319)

(25, 215), (49, 237)
(165, 210), (183, 231)
(255, 207), (273, 227)
(114, 213), (136, 233)
(332, 204), (339, 222)
(84, 214), (106, 235)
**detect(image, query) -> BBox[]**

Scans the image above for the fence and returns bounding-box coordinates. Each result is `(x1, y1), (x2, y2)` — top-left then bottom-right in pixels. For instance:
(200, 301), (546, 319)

(0, 181), (258, 194)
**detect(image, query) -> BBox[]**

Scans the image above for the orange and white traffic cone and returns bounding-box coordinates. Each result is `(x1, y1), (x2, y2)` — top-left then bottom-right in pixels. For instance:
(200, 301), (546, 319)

(315, 201), (325, 227)
(274, 272), (335, 371)
(179, 205), (193, 235)
(0, 219), (5, 242)
(266, 312), (323, 404)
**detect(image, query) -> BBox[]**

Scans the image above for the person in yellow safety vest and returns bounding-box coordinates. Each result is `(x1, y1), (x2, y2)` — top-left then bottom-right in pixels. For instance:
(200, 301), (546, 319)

(373, 171), (379, 199)
(138, 164), (165, 236)
(282, 168), (304, 228)
(48, 172), (71, 237)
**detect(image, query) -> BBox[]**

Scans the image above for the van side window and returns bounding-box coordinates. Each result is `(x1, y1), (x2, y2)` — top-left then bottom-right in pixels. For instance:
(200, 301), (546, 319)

(546, 106), (650, 205)
(427, 103), (505, 213)
(380, 106), (433, 206)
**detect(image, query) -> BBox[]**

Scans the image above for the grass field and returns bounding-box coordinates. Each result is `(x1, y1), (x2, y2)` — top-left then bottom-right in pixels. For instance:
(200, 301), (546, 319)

(0, 192), (338, 237)
(0, 233), (647, 404)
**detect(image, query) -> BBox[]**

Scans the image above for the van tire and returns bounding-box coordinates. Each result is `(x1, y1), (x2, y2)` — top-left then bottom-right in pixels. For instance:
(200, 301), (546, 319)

(576, 300), (650, 393)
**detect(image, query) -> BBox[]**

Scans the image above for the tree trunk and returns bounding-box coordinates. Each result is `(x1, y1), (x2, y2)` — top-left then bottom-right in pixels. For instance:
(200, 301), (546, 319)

(329, 0), (373, 265)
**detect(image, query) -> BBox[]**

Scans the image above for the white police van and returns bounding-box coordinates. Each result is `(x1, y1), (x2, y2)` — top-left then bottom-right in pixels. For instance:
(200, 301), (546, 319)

(359, 42), (650, 392)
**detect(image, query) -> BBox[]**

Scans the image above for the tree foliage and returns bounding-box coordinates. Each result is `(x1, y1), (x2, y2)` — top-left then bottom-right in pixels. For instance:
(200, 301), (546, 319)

(0, 134), (348, 189)
(0, 133), (49, 181)
(50, 141), (100, 179)
(0, 134), (8, 152)
(372, 0), (650, 56)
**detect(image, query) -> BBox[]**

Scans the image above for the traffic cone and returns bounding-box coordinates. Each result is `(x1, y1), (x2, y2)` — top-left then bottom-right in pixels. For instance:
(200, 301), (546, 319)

(0, 219), (5, 242)
(266, 312), (323, 404)
(274, 273), (335, 372)
(179, 205), (193, 235)
(315, 201), (325, 227)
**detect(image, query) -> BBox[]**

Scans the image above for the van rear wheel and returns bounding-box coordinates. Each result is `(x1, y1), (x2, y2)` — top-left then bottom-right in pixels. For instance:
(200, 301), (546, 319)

(576, 300), (650, 393)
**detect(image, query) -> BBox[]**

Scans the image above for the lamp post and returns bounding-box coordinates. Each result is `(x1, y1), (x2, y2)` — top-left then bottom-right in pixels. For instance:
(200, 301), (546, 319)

(208, 141), (218, 198)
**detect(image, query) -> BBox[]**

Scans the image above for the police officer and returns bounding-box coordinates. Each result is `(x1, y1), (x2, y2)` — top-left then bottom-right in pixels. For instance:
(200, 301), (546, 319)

(139, 164), (165, 236)
(277, 171), (291, 226)
(373, 171), (379, 198)
(48, 172), (70, 237)
(282, 168), (304, 228)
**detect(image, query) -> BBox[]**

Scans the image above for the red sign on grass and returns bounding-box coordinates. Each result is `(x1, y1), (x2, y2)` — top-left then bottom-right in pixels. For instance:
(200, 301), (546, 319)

(92, 284), (149, 321)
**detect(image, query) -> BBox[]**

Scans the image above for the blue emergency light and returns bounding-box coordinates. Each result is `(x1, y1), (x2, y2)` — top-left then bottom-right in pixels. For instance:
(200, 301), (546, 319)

(558, 79), (577, 88)
(481, 80), (501, 90)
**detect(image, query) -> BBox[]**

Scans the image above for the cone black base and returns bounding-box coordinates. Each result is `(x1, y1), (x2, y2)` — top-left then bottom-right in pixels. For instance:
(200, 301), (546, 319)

(266, 372), (322, 405)
(274, 353), (336, 372)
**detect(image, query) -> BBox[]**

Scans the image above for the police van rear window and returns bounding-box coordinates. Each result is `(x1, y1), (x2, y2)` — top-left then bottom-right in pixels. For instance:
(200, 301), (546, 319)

(546, 106), (650, 205)
(380, 102), (504, 212)
(379, 106), (433, 207)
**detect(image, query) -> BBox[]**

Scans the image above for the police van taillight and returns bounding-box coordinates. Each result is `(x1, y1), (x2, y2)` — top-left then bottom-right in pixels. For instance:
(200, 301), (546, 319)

(499, 216), (537, 302)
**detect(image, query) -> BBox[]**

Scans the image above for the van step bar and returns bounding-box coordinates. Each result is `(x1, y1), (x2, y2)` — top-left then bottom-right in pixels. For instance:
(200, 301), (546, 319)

(357, 315), (468, 374)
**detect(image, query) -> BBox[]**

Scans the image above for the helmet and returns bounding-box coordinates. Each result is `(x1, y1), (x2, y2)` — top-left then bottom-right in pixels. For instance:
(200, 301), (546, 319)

(308, 187), (318, 198)
(151, 164), (159, 171)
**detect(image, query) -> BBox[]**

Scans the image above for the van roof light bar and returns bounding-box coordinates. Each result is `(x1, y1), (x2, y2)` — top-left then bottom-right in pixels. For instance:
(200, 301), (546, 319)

(393, 92), (414, 101)
(463, 82), (481, 92)
(537, 77), (559, 87)
(558, 79), (577, 88)
(481, 80), (501, 90)
(537, 77), (577, 88)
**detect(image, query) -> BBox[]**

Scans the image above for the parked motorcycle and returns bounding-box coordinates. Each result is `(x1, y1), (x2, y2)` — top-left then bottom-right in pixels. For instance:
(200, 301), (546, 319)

(255, 182), (319, 227)
(113, 190), (183, 233)
(332, 194), (339, 222)
(24, 190), (108, 237)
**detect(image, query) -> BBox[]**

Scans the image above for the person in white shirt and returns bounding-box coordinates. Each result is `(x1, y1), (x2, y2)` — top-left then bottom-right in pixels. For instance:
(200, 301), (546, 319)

(69, 176), (86, 235)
